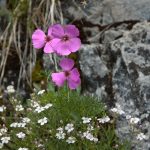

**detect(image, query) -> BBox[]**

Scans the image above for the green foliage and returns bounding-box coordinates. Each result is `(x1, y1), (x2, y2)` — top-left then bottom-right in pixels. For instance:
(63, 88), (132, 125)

(1, 89), (130, 150)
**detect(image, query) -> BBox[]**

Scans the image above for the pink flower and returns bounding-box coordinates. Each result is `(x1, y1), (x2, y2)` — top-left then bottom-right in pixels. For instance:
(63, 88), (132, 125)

(51, 58), (81, 89)
(32, 27), (54, 53)
(51, 24), (81, 56)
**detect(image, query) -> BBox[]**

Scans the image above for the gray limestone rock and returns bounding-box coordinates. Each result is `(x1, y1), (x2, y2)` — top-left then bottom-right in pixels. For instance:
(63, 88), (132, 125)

(79, 44), (109, 99)
(78, 22), (150, 149)
(111, 22), (150, 150)
(62, 0), (150, 25)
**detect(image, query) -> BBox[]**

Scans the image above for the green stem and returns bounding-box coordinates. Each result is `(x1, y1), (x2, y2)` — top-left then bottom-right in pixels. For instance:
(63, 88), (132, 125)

(67, 88), (70, 102)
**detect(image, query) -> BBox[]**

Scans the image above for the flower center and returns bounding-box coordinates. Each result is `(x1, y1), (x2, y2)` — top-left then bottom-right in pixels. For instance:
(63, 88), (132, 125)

(65, 71), (70, 77)
(45, 36), (51, 42)
(62, 35), (69, 41)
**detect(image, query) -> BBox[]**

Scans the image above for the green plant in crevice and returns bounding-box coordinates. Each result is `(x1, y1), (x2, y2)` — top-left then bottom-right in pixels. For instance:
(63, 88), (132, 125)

(0, 88), (130, 150)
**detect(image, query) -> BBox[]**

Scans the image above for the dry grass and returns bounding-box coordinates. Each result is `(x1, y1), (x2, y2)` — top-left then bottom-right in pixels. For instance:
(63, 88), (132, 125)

(0, 0), (63, 90)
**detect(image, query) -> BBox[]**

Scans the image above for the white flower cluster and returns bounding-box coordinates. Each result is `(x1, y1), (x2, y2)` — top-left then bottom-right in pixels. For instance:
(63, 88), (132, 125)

(16, 132), (26, 139)
(66, 136), (76, 144)
(31, 101), (40, 108)
(129, 117), (140, 124)
(18, 148), (28, 150)
(1, 136), (10, 144)
(34, 103), (53, 113)
(10, 122), (26, 128)
(82, 131), (98, 142)
(97, 116), (110, 124)
(0, 127), (7, 136)
(65, 123), (74, 133)
(6, 85), (15, 94)
(136, 133), (148, 141)
(22, 117), (31, 123)
(56, 127), (66, 140)
(37, 90), (45, 95)
(38, 117), (48, 126)
(15, 105), (24, 111)
(110, 104), (125, 115)
(0, 128), (9, 149)
(0, 105), (6, 112)
(82, 117), (91, 124)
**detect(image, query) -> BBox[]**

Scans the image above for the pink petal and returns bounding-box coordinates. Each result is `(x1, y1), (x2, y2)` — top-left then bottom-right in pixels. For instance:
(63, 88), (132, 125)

(64, 25), (80, 37)
(51, 24), (64, 38)
(68, 38), (81, 52)
(44, 42), (54, 53)
(32, 29), (46, 49)
(51, 72), (66, 87)
(68, 68), (80, 82)
(67, 78), (81, 90)
(48, 26), (53, 36)
(54, 42), (71, 56)
(59, 58), (74, 71)
(51, 38), (61, 49)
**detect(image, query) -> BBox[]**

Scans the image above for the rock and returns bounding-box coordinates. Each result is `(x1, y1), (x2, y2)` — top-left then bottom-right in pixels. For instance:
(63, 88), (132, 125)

(111, 22), (150, 150)
(61, 0), (150, 25)
(79, 44), (109, 100)
(0, 0), (6, 6)
(78, 22), (150, 149)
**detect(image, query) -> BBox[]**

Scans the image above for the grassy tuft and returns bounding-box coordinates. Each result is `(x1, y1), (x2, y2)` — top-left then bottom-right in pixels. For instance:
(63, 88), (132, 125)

(0, 88), (130, 150)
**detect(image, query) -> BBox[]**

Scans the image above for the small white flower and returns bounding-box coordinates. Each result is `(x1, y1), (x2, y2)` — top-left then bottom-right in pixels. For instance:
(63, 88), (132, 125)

(65, 123), (74, 133)
(0, 106), (6, 112)
(85, 133), (94, 141)
(38, 117), (48, 126)
(56, 132), (66, 140)
(110, 104), (125, 115)
(0, 143), (3, 149)
(37, 90), (45, 95)
(16, 132), (26, 139)
(17, 123), (26, 128)
(37, 144), (44, 148)
(15, 105), (24, 111)
(93, 137), (98, 142)
(34, 107), (45, 113)
(110, 108), (118, 113)
(0, 128), (7, 136)
(97, 116), (110, 124)
(0, 107), (3, 113)
(31, 101), (40, 108)
(7, 85), (15, 93)
(82, 131), (98, 142)
(136, 133), (148, 141)
(129, 117), (140, 124)
(1, 136), (10, 144)
(22, 117), (30, 123)
(10, 122), (26, 128)
(57, 127), (63, 133)
(44, 103), (53, 109)
(66, 137), (76, 144)
(18, 148), (28, 150)
(10, 122), (18, 128)
(82, 117), (91, 124)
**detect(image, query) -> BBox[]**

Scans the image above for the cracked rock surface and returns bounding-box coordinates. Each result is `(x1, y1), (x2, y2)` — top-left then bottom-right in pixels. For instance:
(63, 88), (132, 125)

(79, 22), (150, 150)
(62, 0), (150, 25)
(111, 22), (150, 150)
